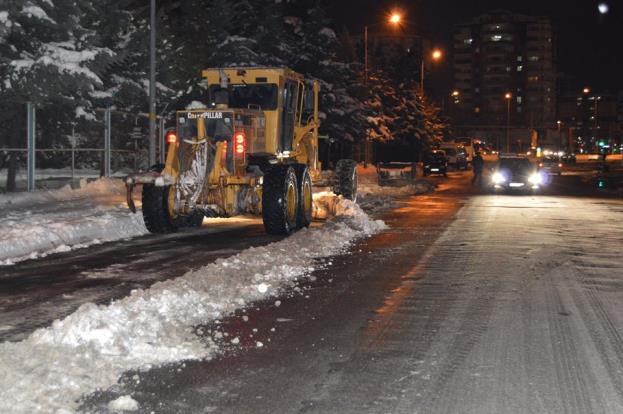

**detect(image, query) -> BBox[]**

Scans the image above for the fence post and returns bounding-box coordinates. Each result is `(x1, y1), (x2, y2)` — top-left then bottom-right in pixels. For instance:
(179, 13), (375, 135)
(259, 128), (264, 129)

(71, 125), (76, 181)
(26, 102), (36, 192)
(104, 107), (111, 177)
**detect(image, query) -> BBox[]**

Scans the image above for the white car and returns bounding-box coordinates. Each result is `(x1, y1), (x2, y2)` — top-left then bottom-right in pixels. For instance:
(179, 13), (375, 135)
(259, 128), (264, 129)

(439, 144), (468, 170)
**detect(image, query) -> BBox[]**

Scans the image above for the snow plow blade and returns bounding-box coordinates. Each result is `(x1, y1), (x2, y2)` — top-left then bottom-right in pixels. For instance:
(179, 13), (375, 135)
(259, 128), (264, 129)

(377, 162), (417, 187)
(124, 172), (175, 213)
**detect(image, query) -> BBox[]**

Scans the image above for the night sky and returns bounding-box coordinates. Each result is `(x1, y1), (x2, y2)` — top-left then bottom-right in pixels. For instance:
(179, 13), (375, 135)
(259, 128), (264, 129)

(330, 0), (622, 92)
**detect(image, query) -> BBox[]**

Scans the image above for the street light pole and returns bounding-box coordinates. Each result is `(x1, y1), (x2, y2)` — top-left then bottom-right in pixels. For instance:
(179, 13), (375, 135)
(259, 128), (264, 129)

(421, 49), (442, 97)
(364, 25), (368, 85)
(148, 0), (157, 166)
(505, 93), (512, 153)
(420, 59), (424, 95)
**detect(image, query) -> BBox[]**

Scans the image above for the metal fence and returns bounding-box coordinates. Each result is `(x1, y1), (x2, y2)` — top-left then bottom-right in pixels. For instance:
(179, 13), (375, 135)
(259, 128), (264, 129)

(0, 103), (171, 192)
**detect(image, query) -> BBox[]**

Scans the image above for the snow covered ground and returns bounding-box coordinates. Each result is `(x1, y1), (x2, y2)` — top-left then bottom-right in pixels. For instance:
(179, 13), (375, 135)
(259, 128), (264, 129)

(0, 178), (147, 265)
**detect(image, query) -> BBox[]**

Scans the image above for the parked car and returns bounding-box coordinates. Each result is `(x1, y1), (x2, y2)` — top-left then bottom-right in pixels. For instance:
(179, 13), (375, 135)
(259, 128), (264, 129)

(538, 156), (563, 175)
(440, 144), (468, 170)
(423, 150), (448, 177)
(490, 155), (544, 192)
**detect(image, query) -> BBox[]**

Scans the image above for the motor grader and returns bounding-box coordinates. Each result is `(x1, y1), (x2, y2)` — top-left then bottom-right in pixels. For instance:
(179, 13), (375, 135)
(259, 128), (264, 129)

(125, 67), (358, 235)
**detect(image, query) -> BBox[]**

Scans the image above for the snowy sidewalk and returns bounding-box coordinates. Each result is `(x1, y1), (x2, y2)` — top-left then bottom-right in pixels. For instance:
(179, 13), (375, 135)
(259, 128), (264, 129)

(0, 179), (147, 266)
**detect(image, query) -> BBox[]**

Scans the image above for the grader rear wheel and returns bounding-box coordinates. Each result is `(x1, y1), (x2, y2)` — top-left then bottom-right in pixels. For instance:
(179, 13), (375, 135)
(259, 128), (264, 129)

(293, 164), (313, 229)
(334, 159), (358, 201)
(262, 165), (299, 235)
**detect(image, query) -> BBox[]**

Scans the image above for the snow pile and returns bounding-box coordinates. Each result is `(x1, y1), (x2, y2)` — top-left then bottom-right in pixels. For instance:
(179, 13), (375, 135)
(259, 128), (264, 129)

(107, 395), (139, 411)
(0, 179), (147, 265)
(0, 199), (385, 413)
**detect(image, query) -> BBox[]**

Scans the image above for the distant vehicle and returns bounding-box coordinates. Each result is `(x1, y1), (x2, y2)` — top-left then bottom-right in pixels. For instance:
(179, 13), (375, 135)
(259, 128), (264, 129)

(453, 137), (475, 163)
(538, 156), (563, 176)
(490, 155), (544, 192)
(561, 153), (576, 165)
(440, 143), (468, 170)
(423, 150), (448, 177)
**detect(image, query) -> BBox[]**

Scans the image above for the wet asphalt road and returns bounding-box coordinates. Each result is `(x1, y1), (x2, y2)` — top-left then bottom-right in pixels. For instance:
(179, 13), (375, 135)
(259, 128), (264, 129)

(77, 172), (623, 414)
(3, 171), (623, 413)
(0, 219), (283, 342)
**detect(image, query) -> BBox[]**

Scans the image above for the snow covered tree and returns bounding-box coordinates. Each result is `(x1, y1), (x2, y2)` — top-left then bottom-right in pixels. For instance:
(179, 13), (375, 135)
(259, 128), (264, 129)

(0, 0), (125, 189)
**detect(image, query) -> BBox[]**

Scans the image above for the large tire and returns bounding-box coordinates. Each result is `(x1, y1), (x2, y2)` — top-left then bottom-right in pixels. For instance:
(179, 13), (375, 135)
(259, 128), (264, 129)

(175, 210), (204, 229)
(334, 159), (358, 201)
(262, 165), (299, 235)
(142, 185), (178, 233)
(293, 164), (313, 229)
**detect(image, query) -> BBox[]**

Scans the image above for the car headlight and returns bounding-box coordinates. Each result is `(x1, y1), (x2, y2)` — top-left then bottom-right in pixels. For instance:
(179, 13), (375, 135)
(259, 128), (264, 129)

(529, 172), (542, 185)
(492, 172), (506, 184)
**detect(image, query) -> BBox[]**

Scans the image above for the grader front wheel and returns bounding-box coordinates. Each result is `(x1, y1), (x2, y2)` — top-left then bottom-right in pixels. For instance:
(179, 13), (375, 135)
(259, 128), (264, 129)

(262, 165), (299, 235)
(142, 185), (178, 233)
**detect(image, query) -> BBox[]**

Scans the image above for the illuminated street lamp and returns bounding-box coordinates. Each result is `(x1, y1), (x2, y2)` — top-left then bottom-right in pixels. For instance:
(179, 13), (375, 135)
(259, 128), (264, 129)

(583, 87), (591, 94)
(504, 93), (512, 153)
(389, 13), (402, 25)
(421, 48), (444, 95)
(364, 12), (403, 84)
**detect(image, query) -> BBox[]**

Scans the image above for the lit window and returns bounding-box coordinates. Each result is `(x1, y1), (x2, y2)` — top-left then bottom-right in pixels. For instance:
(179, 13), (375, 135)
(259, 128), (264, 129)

(464, 38), (473, 45)
(528, 56), (539, 61)
(517, 96), (522, 104)
(506, 66), (511, 72)
(517, 65), (523, 72)
(517, 56), (523, 62)
(491, 35), (502, 42)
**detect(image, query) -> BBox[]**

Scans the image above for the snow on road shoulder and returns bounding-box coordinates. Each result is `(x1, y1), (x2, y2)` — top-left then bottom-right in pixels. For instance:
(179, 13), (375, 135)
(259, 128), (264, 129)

(0, 198), (386, 413)
(0, 179), (147, 266)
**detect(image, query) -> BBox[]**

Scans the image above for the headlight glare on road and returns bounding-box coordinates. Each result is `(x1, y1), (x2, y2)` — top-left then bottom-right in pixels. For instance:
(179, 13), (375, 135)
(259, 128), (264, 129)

(529, 172), (542, 185)
(492, 172), (506, 184)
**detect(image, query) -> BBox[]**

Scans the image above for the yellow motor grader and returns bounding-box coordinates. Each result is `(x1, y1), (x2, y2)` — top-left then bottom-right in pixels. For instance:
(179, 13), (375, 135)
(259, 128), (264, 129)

(125, 67), (358, 235)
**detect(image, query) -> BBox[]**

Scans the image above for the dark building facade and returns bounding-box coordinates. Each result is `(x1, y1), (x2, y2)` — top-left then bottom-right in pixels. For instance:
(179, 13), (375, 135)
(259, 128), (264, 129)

(558, 89), (622, 153)
(452, 11), (556, 129)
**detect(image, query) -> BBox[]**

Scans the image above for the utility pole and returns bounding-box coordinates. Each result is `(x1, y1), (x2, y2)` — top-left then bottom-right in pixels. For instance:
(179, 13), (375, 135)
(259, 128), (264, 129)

(420, 59), (424, 95)
(148, 0), (157, 166)
(364, 25), (368, 85)
(505, 93), (512, 153)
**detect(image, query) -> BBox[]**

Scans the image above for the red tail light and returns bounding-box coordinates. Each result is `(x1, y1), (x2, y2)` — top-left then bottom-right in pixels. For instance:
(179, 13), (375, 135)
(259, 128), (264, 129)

(166, 132), (177, 144)
(234, 131), (246, 156)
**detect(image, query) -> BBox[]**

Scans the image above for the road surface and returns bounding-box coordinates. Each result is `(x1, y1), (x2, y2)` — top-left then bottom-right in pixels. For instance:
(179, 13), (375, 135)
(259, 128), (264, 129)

(79, 173), (623, 413)
(3, 172), (623, 413)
